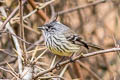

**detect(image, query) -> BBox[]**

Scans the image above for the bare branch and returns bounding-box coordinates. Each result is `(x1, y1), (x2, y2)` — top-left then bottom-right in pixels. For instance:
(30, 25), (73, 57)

(58, 0), (108, 15)
(0, 0), (27, 30)
(35, 48), (120, 78)
(0, 7), (23, 74)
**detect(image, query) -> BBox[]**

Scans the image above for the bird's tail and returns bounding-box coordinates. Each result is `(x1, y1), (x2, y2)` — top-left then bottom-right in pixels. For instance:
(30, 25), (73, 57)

(80, 40), (104, 50)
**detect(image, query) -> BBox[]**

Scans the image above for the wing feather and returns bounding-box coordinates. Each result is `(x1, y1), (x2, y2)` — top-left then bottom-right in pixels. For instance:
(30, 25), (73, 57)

(63, 29), (89, 49)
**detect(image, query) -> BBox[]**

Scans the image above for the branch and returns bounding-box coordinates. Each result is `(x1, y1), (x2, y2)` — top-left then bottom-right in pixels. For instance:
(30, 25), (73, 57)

(77, 61), (101, 80)
(0, 67), (19, 79)
(0, 7), (23, 74)
(0, 0), (27, 30)
(0, 30), (44, 46)
(57, 0), (109, 15)
(28, 0), (51, 22)
(0, 49), (16, 58)
(19, 0), (27, 65)
(0, 58), (17, 66)
(34, 48), (120, 79)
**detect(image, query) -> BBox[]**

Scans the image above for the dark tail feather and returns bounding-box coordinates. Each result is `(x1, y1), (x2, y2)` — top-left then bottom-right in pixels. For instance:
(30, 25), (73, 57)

(80, 40), (104, 50)
(79, 40), (89, 49)
(87, 43), (104, 50)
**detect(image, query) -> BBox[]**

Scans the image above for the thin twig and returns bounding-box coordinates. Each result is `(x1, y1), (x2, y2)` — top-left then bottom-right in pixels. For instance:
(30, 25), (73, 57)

(0, 67), (20, 79)
(73, 62), (84, 79)
(13, 49), (24, 61)
(38, 76), (64, 80)
(28, 0), (53, 22)
(49, 1), (56, 22)
(57, 0), (108, 15)
(0, 7), (23, 74)
(21, 66), (33, 80)
(26, 0), (54, 21)
(30, 46), (39, 62)
(32, 49), (47, 64)
(27, 37), (44, 50)
(27, 47), (46, 54)
(19, 0), (27, 65)
(77, 61), (101, 80)
(0, 0), (27, 30)
(10, 19), (40, 34)
(6, 61), (19, 78)
(0, 58), (17, 66)
(0, 49), (16, 58)
(34, 48), (120, 78)
(50, 55), (57, 68)
(0, 30), (44, 46)
(59, 64), (69, 77)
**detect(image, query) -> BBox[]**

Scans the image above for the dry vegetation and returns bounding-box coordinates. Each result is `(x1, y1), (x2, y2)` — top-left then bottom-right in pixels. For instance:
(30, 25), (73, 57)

(0, 0), (120, 80)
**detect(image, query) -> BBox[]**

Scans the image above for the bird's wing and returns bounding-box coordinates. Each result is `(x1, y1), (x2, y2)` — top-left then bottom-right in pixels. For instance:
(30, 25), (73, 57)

(63, 28), (103, 50)
(63, 29), (89, 49)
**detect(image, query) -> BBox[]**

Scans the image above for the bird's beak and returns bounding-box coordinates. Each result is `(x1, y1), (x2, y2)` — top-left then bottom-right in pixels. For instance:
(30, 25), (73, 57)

(38, 27), (45, 30)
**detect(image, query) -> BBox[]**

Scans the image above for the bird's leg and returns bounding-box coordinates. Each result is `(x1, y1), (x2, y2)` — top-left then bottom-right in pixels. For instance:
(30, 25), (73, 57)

(69, 54), (74, 62)
(80, 53), (84, 57)
(78, 53), (84, 60)
(55, 56), (65, 69)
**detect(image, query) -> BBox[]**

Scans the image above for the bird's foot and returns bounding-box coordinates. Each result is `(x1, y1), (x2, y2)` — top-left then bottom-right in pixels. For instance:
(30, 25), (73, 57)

(80, 53), (84, 57)
(69, 57), (75, 63)
(55, 62), (61, 70)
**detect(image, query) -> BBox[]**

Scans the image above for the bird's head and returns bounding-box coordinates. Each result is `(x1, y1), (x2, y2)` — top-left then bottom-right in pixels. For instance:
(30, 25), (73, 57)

(38, 21), (66, 34)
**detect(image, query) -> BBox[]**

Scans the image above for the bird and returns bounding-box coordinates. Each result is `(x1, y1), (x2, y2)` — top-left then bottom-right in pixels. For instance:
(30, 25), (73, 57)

(38, 20), (103, 57)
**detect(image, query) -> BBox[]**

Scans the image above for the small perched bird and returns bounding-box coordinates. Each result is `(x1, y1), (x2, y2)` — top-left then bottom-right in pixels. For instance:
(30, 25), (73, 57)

(38, 20), (103, 57)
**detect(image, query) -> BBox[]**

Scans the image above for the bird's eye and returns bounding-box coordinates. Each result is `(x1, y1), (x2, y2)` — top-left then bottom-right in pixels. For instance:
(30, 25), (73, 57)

(47, 25), (53, 28)
(44, 25), (53, 31)
(44, 24), (56, 32)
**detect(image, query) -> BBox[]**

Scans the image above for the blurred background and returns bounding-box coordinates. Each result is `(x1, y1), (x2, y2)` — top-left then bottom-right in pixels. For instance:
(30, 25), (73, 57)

(0, 0), (120, 80)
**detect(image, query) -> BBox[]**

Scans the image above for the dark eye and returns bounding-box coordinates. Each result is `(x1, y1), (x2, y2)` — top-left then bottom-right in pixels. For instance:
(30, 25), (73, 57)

(47, 25), (53, 28)
(44, 25), (53, 31)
